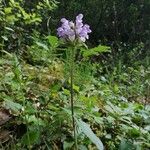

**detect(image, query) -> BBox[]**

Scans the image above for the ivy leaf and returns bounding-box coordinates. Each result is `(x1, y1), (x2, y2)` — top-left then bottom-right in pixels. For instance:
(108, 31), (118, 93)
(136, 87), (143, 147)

(76, 119), (104, 150)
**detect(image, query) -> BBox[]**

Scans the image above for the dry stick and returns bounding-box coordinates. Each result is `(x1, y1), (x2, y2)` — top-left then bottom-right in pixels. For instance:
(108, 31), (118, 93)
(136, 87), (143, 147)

(70, 47), (78, 150)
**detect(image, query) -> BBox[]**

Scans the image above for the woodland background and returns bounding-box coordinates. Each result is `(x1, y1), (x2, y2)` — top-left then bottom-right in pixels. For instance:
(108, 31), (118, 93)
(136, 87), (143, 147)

(0, 0), (150, 150)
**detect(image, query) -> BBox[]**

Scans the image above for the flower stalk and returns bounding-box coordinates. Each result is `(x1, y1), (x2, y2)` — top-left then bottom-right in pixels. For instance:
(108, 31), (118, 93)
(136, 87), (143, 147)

(70, 46), (78, 149)
(57, 14), (91, 150)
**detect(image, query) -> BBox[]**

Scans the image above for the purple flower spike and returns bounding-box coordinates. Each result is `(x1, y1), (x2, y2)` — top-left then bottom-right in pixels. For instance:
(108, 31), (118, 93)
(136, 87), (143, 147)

(57, 14), (92, 43)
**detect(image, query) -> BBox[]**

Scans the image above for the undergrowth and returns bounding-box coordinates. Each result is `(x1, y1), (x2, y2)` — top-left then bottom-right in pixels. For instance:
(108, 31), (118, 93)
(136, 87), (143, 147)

(0, 49), (149, 149)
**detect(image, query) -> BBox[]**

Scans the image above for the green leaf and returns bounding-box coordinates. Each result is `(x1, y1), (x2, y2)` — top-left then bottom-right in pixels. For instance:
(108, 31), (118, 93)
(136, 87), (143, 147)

(76, 119), (104, 150)
(128, 128), (140, 137)
(24, 115), (45, 126)
(144, 125), (150, 131)
(47, 35), (58, 47)
(83, 45), (110, 58)
(119, 138), (135, 150)
(5, 27), (14, 32)
(1, 36), (8, 41)
(63, 89), (70, 95)
(6, 15), (18, 23)
(63, 141), (74, 150)
(3, 100), (22, 112)
(36, 41), (48, 50)
(21, 129), (40, 146)
(4, 7), (12, 14)
(73, 84), (79, 92)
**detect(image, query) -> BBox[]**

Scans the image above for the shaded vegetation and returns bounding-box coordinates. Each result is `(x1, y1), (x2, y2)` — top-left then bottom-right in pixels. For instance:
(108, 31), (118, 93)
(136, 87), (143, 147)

(0, 0), (150, 150)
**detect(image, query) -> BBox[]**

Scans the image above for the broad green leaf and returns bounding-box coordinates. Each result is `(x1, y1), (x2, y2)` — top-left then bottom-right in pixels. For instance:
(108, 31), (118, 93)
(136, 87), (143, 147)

(3, 100), (22, 112)
(83, 45), (110, 57)
(119, 139), (135, 150)
(76, 119), (104, 150)
(47, 35), (58, 47)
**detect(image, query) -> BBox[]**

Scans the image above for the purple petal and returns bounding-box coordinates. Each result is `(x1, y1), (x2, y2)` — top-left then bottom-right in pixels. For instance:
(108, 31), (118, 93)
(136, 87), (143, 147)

(57, 14), (91, 42)
(61, 18), (68, 23)
(76, 14), (83, 20)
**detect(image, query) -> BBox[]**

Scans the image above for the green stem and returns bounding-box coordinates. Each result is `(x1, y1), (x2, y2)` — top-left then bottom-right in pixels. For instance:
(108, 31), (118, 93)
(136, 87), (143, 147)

(70, 46), (78, 150)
